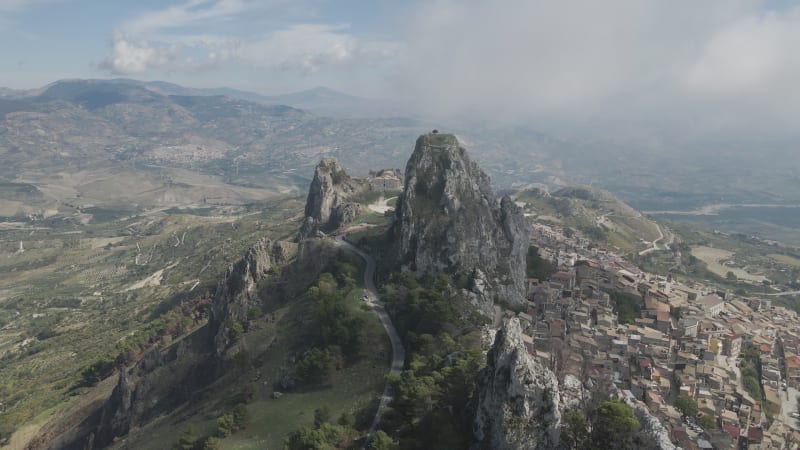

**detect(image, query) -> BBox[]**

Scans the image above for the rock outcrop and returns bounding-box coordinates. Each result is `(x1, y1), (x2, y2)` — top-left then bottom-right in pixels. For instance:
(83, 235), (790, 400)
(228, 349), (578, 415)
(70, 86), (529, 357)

(209, 238), (294, 354)
(53, 238), (296, 450)
(627, 400), (677, 450)
(298, 157), (367, 239)
(470, 318), (561, 450)
(390, 133), (530, 313)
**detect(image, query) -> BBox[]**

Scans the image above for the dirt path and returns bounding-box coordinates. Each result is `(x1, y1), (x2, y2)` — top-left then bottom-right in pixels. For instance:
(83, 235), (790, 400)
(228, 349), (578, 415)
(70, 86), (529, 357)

(333, 235), (405, 446)
(367, 196), (396, 214)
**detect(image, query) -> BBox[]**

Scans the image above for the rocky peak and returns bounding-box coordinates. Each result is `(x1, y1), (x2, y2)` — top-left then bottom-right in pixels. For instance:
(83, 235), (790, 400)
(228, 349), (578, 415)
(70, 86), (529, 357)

(390, 133), (530, 313)
(470, 318), (561, 450)
(298, 157), (367, 240)
(210, 237), (295, 354)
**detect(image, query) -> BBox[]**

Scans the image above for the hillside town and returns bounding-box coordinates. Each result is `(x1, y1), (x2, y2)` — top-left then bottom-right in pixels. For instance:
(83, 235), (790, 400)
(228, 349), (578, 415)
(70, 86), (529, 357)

(510, 221), (800, 449)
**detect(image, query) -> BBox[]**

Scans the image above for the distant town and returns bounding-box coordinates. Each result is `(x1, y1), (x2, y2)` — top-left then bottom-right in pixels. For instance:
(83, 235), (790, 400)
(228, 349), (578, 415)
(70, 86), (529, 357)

(509, 221), (800, 449)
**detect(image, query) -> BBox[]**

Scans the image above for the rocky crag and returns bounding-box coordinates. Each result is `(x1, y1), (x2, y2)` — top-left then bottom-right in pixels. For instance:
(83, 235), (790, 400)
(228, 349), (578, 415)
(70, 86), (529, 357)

(298, 157), (368, 240)
(389, 133), (530, 314)
(470, 318), (676, 450)
(470, 318), (561, 450)
(49, 238), (296, 450)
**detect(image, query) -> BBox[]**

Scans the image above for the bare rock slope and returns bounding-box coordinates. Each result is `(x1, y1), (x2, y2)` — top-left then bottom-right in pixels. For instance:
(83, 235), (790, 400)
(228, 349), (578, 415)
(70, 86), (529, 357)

(298, 157), (368, 239)
(470, 318), (561, 450)
(390, 133), (530, 313)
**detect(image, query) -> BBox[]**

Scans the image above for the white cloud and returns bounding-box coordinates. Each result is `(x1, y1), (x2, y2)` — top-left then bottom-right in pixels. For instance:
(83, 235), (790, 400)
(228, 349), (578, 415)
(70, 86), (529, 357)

(123, 0), (257, 35)
(235, 25), (365, 73)
(391, 0), (800, 138)
(102, 18), (397, 76)
(100, 33), (180, 75)
(685, 10), (800, 96)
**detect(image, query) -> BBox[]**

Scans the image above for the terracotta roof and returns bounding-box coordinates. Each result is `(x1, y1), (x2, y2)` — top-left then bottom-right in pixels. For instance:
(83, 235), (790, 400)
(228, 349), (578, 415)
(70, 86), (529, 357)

(723, 424), (740, 438)
(748, 426), (763, 442)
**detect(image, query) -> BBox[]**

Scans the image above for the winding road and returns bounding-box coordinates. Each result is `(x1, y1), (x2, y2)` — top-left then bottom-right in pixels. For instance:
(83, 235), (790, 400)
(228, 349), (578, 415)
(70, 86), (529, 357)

(638, 223), (671, 256)
(334, 235), (405, 445)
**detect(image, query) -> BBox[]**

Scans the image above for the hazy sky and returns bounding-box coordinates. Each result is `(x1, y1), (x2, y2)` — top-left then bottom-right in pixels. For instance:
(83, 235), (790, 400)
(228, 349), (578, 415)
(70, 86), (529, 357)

(2, 0), (799, 138)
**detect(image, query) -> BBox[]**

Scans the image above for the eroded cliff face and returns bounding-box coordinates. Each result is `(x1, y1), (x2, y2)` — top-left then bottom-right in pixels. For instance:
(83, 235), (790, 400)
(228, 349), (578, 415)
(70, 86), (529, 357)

(298, 157), (367, 239)
(209, 238), (295, 354)
(53, 238), (296, 450)
(470, 318), (561, 450)
(390, 133), (530, 313)
(470, 319), (676, 450)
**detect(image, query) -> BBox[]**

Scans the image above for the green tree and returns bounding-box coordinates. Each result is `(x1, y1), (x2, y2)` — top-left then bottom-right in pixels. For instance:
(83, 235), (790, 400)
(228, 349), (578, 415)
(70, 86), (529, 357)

(674, 394), (698, 418)
(561, 410), (589, 449)
(295, 347), (338, 385)
(336, 412), (354, 428)
(314, 405), (331, 428)
(369, 430), (399, 450)
(697, 414), (717, 430)
(201, 436), (220, 450)
(174, 426), (198, 450)
(229, 321), (245, 342)
(232, 403), (249, 430)
(284, 423), (348, 450)
(743, 376), (762, 399)
(591, 400), (640, 450)
(217, 413), (235, 437)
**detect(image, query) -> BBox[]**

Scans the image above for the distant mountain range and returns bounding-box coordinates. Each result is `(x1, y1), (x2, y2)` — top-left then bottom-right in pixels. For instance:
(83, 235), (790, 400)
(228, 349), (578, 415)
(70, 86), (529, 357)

(2, 78), (800, 244)
(0, 78), (407, 118)
(0, 78), (426, 218)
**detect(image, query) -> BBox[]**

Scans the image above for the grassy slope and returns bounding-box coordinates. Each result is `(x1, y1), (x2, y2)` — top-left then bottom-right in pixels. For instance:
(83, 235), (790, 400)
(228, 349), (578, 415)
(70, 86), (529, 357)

(513, 187), (662, 255)
(112, 252), (390, 450)
(0, 198), (303, 444)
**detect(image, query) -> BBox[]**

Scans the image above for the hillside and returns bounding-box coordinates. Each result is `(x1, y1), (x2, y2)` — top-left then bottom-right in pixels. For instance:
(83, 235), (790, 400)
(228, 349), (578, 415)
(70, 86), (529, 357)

(514, 185), (669, 255)
(0, 79), (424, 223)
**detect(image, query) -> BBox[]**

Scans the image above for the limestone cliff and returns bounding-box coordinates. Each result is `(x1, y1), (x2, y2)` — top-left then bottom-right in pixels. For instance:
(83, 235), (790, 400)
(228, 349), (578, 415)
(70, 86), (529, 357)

(209, 238), (295, 354)
(51, 238), (296, 450)
(390, 133), (530, 312)
(298, 157), (367, 239)
(470, 318), (561, 450)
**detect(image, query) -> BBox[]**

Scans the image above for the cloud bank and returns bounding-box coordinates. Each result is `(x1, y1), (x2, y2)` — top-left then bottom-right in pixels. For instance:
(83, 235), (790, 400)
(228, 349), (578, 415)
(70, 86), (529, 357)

(100, 0), (800, 140)
(101, 0), (397, 79)
(392, 1), (800, 137)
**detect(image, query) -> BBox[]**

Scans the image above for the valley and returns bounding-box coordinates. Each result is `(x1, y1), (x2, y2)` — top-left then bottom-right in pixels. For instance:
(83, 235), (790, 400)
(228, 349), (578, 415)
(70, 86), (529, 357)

(2, 81), (800, 450)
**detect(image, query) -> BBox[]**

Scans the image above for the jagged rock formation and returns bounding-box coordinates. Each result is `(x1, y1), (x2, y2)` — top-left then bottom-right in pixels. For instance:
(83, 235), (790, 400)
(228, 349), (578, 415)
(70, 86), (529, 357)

(50, 238), (296, 450)
(470, 318), (561, 450)
(627, 400), (677, 450)
(390, 133), (530, 313)
(298, 157), (368, 239)
(210, 238), (295, 354)
(329, 202), (361, 228)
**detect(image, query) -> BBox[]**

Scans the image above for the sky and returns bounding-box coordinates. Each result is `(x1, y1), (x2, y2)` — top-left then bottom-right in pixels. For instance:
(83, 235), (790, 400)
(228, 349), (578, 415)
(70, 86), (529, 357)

(2, 0), (800, 140)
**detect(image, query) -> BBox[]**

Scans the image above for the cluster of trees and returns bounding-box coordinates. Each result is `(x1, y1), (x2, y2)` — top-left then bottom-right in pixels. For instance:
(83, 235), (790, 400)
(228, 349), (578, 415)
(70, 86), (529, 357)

(740, 344), (764, 401)
(173, 403), (249, 450)
(561, 399), (655, 450)
(378, 272), (487, 449)
(293, 261), (365, 387)
(606, 290), (642, 324)
(284, 406), (374, 450)
(674, 394), (716, 430)
(526, 246), (556, 281)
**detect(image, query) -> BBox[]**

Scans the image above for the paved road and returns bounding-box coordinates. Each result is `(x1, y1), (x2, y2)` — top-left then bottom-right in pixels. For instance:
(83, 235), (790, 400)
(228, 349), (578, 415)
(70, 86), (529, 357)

(639, 222), (665, 256)
(334, 235), (405, 444)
